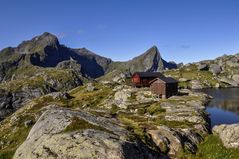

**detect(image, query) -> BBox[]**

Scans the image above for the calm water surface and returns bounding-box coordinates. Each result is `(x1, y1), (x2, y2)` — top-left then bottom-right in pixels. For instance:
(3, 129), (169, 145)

(200, 88), (239, 127)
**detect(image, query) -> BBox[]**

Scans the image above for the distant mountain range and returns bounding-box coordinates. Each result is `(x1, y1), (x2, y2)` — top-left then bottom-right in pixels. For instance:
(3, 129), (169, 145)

(0, 32), (177, 81)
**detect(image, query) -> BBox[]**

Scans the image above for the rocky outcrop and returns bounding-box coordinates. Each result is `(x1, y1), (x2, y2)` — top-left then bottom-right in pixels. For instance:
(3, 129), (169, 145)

(0, 87), (44, 121)
(197, 63), (209, 71)
(191, 80), (203, 89)
(219, 77), (238, 87)
(14, 106), (165, 159)
(232, 74), (239, 84)
(113, 73), (126, 83)
(213, 124), (239, 148)
(0, 68), (83, 120)
(111, 86), (157, 109)
(86, 83), (95, 92)
(209, 64), (222, 75)
(165, 53), (239, 89)
(149, 126), (203, 157)
(114, 89), (132, 109)
(111, 87), (211, 158)
(147, 91), (211, 157)
(56, 59), (81, 74)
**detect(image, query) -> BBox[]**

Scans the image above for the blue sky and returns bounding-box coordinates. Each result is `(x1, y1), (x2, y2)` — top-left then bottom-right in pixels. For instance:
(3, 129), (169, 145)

(0, 0), (239, 63)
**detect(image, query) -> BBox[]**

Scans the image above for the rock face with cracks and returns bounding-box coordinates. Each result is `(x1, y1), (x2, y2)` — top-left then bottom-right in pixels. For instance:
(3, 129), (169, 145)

(14, 106), (166, 159)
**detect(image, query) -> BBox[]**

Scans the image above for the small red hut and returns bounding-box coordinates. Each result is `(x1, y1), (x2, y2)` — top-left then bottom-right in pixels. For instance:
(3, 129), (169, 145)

(131, 72), (165, 87)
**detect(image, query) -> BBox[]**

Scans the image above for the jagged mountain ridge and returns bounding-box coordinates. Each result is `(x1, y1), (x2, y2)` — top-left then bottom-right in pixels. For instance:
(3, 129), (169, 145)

(105, 46), (177, 76)
(0, 32), (112, 79)
(0, 32), (176, 80)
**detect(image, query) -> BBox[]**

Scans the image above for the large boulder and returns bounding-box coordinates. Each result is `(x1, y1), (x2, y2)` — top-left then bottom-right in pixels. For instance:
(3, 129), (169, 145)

(56, 59), (81, 74)
(229, 56), (239, 63)
(14, 106), (164, 159)
(209, 64), (222, 75)
(114, 89), (131, 109)
(0, 87), (44, 121)
(213, 124), (239, 148)
(232, 74), (239, 84)
(86, 83), (95, 92)
(197, 63), (209, 71)
(113, 73), (126, 83)
(190, 80), (203, 89)
(148, 126), (203, 157)
(226, 57), (239, 67)
(219, 77), (238, 87)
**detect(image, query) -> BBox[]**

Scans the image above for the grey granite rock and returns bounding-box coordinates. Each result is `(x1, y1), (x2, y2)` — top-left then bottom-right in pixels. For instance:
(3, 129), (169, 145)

(197, 63), (209, 71)
(209, 64), (222, 75)
(14, 106), (166, 159)
(213, 124), (239, 148)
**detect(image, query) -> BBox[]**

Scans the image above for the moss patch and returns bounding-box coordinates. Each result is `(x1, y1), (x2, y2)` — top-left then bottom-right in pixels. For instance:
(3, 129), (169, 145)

(117, 114), (156, 150)
(147, 103), (166, 115)
(68, 83), (113, 108)
(63, 117), (112, 134)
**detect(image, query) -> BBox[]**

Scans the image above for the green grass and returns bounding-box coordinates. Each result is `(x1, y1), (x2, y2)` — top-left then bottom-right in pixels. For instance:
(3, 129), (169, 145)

(0, 150), (15, 159)
(0, 125), (32, 159)
(63, 116), (112, 134)
(151, 117), (195, 129)
(68, 83), (113, 108)
(147, 102), (166, 115)
(117, 114), (156, 148)
(110, 104), (120, 115)
(180, 135), (239, 159)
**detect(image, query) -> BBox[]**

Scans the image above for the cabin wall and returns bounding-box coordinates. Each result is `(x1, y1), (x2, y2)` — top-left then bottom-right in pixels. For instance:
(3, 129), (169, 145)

(150, 82), (166, 97)
(132, 74), (156, 87)
(166, 83), (178, 97)
(150, 81), (178, 98)
(132, 74), (140, 86)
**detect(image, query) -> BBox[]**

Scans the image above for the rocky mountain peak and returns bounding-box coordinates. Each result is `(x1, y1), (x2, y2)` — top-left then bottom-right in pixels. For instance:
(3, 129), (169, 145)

(37, 32), (60, 46)
(127, 45), (176, 72)
(16, 32), (60, 54)
(147, 45), (159, 53)
(133, 45), (160, 60)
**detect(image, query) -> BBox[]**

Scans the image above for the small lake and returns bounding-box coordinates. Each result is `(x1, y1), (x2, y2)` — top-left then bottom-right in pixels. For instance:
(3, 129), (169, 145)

(200, 88), (239, 127)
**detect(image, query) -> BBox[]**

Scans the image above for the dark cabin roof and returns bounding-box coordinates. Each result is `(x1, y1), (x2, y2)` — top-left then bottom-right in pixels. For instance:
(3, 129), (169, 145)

(149, 77), (178, 84)
(132, 72), (165, 78)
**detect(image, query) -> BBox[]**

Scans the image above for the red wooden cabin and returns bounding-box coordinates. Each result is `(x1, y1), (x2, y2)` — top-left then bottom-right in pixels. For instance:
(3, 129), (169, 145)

(131, 72), (165, 87)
